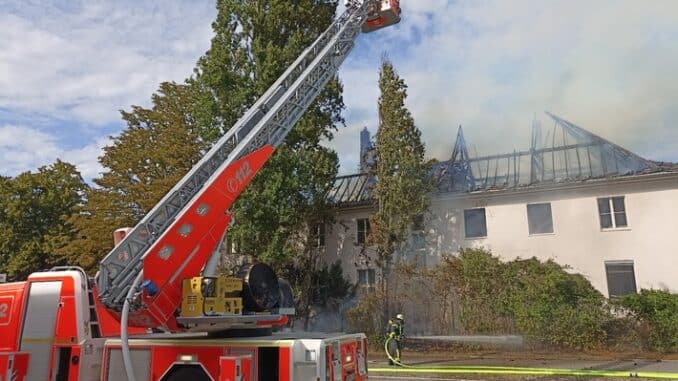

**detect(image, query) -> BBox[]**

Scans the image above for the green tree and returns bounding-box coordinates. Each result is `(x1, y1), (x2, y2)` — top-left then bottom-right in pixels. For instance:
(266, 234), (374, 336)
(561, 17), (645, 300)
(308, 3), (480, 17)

(58, 82), (205, 272)
(0, 161), (88, 279)
(59, 1), (344, 275)
(283, 256), (353, 330)
(370, 58), (432, 297)
(190, 0), (344, 266)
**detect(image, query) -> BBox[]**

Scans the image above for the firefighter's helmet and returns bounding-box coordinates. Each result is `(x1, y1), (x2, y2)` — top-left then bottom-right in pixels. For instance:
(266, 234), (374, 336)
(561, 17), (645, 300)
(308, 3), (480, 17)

(396, 313), (404, 320)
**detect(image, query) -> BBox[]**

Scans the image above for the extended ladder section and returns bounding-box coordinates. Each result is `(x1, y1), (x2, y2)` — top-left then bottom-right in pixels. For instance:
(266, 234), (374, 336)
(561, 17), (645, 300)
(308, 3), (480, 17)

(97, 1), (375, 322)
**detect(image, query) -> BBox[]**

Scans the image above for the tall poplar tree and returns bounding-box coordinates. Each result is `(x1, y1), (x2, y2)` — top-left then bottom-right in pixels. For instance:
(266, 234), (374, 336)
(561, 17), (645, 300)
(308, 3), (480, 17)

(371, 58), (432, 272)
(191, 0), (344, 265)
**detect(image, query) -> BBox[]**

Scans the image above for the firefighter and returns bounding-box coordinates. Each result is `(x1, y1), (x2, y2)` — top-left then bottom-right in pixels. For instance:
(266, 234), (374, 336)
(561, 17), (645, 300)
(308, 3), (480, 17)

(385, 313), (404, 365)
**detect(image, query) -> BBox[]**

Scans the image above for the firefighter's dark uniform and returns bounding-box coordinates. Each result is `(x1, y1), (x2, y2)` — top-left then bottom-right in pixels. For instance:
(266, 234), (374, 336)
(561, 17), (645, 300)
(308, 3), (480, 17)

(386, 317), (404, 365)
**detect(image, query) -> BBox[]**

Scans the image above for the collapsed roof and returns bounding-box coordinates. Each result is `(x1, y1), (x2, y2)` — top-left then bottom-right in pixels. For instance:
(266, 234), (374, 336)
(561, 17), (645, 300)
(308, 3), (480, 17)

(328, 112), (676, 207)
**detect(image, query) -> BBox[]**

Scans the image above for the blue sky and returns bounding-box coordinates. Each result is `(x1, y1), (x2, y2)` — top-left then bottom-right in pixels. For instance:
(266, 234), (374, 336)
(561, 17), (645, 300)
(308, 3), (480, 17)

(1, 0), (677, 180)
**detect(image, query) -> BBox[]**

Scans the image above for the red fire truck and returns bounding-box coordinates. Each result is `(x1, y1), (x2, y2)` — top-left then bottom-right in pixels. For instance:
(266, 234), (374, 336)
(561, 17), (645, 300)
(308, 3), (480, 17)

(0, 1), (401, 380)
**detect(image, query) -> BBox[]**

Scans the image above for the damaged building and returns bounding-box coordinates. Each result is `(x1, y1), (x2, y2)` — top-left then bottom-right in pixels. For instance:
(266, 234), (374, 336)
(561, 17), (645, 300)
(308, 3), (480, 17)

(323, 112), (678, 298)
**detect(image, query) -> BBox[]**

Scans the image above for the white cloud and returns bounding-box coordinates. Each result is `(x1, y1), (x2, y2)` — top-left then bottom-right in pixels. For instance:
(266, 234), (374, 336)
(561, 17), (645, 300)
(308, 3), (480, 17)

(2, 0), (677, 179)
(0, 0), (215, 178)
(0, 1), (215, 126)
(331, 0), (678, 173)
(0, 124), (108, 180)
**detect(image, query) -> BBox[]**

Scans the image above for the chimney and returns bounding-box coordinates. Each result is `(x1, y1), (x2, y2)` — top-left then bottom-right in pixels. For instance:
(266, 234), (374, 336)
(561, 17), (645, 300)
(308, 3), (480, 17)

(360, 127), (372, 173)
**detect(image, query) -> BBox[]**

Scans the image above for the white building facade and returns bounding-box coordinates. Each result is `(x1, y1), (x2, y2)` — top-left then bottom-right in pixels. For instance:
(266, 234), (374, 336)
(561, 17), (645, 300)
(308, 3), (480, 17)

(322, 115), (678, 298)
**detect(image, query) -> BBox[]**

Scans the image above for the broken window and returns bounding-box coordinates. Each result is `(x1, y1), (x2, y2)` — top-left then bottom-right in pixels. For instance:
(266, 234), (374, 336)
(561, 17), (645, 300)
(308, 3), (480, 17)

(598, 197), (628, 229)
(527, 203), (554, 235)
(357, 218), (370, 244)
(464, 208), (487, 238)
(605, 261), (636, 298)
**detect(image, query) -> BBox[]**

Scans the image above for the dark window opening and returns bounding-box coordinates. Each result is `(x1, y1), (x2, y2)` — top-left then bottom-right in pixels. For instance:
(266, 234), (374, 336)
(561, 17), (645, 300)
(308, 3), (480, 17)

(464, 208), (487, 238)
(605, 261), (637, 298)
(413, 214), (425, 231)
(527, 203), (554, 235)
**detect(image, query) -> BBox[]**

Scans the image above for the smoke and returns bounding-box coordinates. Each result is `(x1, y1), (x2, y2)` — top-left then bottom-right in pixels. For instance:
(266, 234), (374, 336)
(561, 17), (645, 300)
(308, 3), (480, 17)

(332, 0), (678, 177)
(292, 294), (360, 333)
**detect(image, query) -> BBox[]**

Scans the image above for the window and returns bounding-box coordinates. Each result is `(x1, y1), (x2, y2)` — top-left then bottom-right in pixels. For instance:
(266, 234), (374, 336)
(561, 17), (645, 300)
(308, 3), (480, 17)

(464, 208), (487, 238)
(605, 261), (637, 298)
(226, 238), (240, 255)
(413, 214), (425, 231)
(357, 269), (376, 287)
(527, 203), (554, 235)
(311, 223), (325, 248)
(597, 197), (628, 229)
(411, 232), (425, 249)
(357, 218), (370, 244)
(411, 232), (427, 267)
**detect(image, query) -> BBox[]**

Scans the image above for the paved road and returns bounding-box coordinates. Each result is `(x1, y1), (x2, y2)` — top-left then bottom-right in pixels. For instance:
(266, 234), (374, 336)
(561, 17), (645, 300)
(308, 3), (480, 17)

(370, 376), (488, 381)
(368, 357), (678, 380)
(372, 358), (678, 371)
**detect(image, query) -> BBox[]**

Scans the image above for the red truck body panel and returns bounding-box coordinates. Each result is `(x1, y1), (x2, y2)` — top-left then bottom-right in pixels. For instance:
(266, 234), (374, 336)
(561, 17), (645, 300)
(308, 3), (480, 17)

(133, 145), (275, 330)
(0, 282), (25, 352)
(101, 333), (367, 381)
(0, 352), (30, 381)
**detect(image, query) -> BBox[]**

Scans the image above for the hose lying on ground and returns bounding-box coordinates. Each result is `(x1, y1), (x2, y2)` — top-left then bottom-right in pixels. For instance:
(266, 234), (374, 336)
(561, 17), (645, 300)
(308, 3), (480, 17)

(372, 336), (678, 379)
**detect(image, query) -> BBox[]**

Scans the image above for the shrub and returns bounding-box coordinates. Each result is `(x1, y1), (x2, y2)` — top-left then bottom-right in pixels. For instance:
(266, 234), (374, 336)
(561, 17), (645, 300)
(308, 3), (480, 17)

(457, 249), (514, 334)
(506, 258), (611, 350)
(618, 289), (678, 352)
(346, 291), (387, 348)
(450, 249), (612, 350)
(347, 248), (652, 352)
(313, 261), (354, 307)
